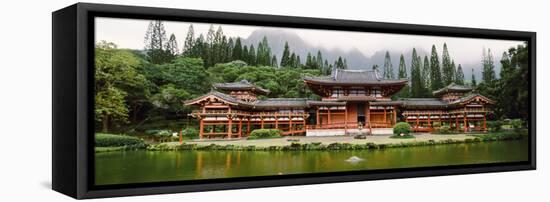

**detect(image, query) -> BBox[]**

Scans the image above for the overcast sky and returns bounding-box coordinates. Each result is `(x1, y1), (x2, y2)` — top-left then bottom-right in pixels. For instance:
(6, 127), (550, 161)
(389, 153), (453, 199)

(95, 17), (524, 68)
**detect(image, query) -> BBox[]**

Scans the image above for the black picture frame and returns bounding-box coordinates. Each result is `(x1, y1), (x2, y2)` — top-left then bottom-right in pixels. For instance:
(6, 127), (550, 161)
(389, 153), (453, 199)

(52, 3), (536, 199)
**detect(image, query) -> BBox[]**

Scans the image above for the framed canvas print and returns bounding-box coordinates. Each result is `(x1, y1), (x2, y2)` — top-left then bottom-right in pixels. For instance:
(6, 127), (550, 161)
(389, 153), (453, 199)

(52, 3), (536, 199)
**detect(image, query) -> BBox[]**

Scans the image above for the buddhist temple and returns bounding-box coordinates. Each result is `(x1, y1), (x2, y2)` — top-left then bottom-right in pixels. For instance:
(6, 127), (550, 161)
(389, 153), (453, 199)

(185, 69), (495, 139)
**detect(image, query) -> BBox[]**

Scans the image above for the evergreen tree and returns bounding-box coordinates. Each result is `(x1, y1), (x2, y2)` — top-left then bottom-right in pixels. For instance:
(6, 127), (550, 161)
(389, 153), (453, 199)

(144, 20), (170, 64)
(410, 49), (424, 97)
(232, 37), (243, 61)
(305, 52), (313, 69)
(271, 55), (278, 68)
(204, 25), (216, 67)
(455, 64), (465, 85)
(482, 48), (496, 84)
(248, 44), (256, 66)
(398, 54), (407, 79)
(295, 55), (301, 68)
(471, 68), (477, 87)
(289, 53), (297, 68)
(242, 45), (249, 64)
(430, 45), (443, 90)
(165, 33), (179, 55)
(226, 37), (234, 62)
(182, 24), (195, 56)
(192, 34), (207, 63)
(335, 57), (345, 69)
(316, 50), (324, 70)
(441, 43), (454, 85)
(422, 55), (430, 91)
(256, 36), (272, 66)
(383, 51), (394, 79)
(280, 42), (291, 67)
(324, 60), (329, 75)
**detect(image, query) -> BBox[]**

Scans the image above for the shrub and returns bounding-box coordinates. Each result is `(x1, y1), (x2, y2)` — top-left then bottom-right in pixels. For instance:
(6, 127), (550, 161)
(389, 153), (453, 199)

(487, 120), (503, 132)
(95, 133), (146, 147)
(248, 129), (282, 140)
(510, 119), (525, 130)
(182, 128), (199, 139)
(393, 122), (412, 135)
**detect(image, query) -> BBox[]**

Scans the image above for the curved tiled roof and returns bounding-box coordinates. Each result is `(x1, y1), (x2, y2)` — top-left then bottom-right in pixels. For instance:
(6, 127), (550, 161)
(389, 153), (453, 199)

(433, 83), (473, 97)
(303, 69), (408, 85)
(213, 80), (271, 95)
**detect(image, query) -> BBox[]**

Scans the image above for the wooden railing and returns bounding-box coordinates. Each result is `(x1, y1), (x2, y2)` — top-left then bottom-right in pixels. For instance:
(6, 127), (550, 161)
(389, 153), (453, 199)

(306, 122), (393, 130)
(192, 110), (307, 117)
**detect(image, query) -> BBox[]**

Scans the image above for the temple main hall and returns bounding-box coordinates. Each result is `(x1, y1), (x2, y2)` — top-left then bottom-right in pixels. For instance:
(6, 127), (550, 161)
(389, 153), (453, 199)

(185, 69), (495, 139)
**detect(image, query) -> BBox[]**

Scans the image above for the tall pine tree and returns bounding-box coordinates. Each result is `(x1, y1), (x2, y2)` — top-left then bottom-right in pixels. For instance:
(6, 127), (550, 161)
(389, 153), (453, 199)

(482, 48), (496, 84)
(422, 55), (430, 92)
(182, 24), (194, 56)
(383, 51), (394, 79)
(280, 42), (291, 67)
(455, 64), (465, 85)
(441, 43), (454, 85)
(232, 37), (242, 61)
(471, 68), (477, 87)
(144, 20), (169, 64)
(430, 45), (443, 90)
(398, 54), (407, 79)
(165, 33), (179, 58)
(410, 49), (424, 97)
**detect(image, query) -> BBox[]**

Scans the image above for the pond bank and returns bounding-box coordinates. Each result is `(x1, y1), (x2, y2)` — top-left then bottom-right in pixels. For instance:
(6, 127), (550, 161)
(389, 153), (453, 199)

(95, 131), (526, 152)
(145, 131), (525, 151)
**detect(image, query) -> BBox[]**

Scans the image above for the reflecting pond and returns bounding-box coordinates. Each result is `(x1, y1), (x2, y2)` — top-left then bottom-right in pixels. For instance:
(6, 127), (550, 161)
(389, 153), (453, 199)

(95, 139), (528, 185)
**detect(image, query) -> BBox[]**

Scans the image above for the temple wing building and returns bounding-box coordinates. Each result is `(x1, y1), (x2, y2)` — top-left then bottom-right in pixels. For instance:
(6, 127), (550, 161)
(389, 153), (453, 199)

(185, 69), (495, 139)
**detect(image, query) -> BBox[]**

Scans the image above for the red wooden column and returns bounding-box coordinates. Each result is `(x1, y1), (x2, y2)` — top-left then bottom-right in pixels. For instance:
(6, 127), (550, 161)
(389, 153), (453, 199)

(227, 117), (233, 139)
(289, 115), (293, 135)
(416, 111), (420, 130)
(238, 119), (243, 138)
(275, 112), (279, 129)
(316, 107), (320, 127)
(302, 115), (307, 133)
(455, 114), (458, 130)
(260, 117), (264, 129)
(428, 113), (432, 130)
(246, 118), (251, 136)
(199, 118), (204, 139)
(483, 113), (487, 131)
(327, 107), (332, 126)
(383, 106), (387, 126)
(463, 111), (468, 133)
(344, 106), (348, 134)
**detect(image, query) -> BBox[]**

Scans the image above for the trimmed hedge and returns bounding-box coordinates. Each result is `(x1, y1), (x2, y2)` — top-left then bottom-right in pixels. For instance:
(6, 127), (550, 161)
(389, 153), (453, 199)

(248, 129), (283, 140)
(393, 122), (412, 135)
(95, 133), (146, 147)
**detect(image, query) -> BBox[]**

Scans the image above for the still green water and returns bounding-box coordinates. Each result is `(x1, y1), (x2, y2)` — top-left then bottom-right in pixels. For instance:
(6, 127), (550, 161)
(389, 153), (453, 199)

(95, 139), (528, 185)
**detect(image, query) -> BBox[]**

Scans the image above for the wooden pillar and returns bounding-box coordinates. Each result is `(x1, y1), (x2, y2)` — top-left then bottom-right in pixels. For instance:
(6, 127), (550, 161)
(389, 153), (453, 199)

(289, 115), (293, 135)
(428, 113), (431, 128)
(228, 117), (232, 139)
(246, 118), (251, 136)
(260, 117), (264, 129)
(327, 108), (332, 125)
(462, 112), (468, 132)
(275, 113), (279, 129)
(455, 114), (458, 130)
(238, 119), (243, 138)
(199, 119), (204, 139)
(344, 106), (348, 134)
(302, 116), (306, 133)
(316, 107), (320, 127)
(383, 106), (387, 125)
(416, 112), (420, 129)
